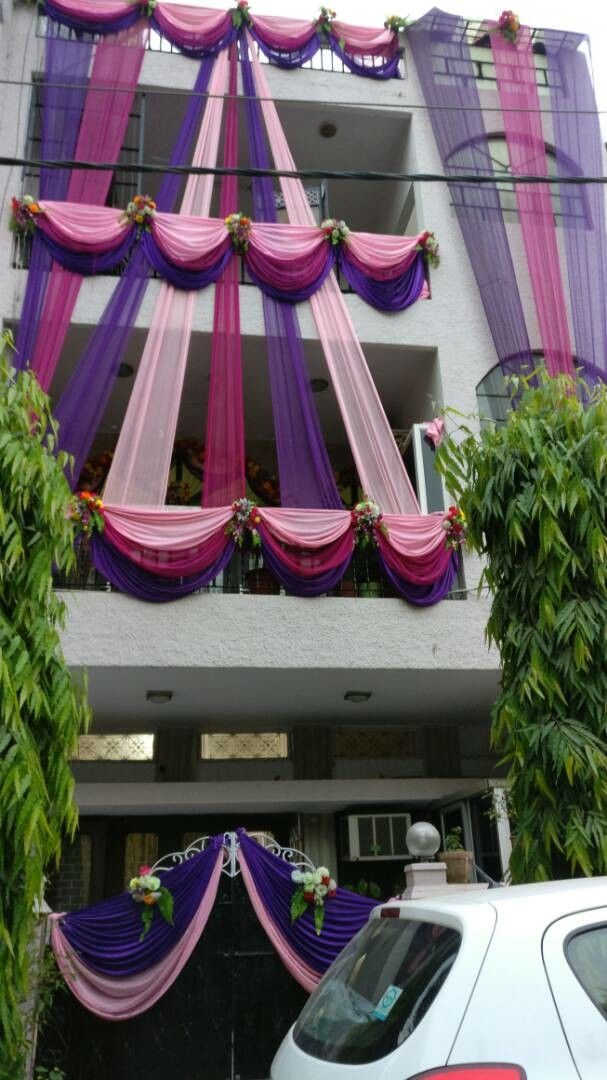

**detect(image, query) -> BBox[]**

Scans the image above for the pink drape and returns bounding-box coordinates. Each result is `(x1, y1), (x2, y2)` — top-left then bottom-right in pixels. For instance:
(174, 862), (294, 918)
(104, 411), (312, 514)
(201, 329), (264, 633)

(330, 20), (398, 58)
(38, 201), (129, 252)
(202, 48), (245, 507)
(251, 13), (318, 50)
(104, 51), (228, 507)
(49, 849), (223, 1021)
(260, 525), (354, 577)
(31, 24), (148, 391)
(152, 3), (232, 46)
(491, 27), (574, 378)
(345, 231), (425, 277)
(47, 0), (141, 24)
(238, 846), (319, 992)
(247, 37), (420, 516)
(152, 214), (229, 268)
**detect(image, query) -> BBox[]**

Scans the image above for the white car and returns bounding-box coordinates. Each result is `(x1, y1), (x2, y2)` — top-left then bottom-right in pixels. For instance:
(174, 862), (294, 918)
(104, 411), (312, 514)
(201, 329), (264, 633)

(271, 878), (607, 1080)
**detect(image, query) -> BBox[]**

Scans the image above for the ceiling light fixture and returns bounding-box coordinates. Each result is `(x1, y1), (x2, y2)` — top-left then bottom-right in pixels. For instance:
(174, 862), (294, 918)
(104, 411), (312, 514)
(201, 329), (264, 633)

(310, 377), (329, 393)
(344, 690), (372, 704)
(319, 121), (338, 139)
(146, 690), (173, 705)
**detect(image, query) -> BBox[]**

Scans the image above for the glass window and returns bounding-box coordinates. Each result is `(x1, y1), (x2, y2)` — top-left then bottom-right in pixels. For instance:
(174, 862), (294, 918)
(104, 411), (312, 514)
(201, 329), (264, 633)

(566, 926), (607, 1020)
(294, 917), (461, 1064)
(73, 734), (155, 761)
(200, 732), (289, 760)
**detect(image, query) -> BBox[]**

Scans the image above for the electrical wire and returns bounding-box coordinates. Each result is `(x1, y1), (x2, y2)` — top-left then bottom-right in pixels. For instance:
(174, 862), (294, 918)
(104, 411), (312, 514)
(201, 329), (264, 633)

(3, 153), (606, 185)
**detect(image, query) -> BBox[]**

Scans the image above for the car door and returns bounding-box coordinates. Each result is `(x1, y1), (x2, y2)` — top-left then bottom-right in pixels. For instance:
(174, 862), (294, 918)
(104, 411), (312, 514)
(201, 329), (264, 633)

(542, 908), (607, 1080)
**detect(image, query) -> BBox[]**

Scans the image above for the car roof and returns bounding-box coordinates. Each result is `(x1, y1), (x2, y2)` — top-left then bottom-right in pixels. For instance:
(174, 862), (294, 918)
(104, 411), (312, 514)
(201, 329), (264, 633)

(382, 877), (607, 921)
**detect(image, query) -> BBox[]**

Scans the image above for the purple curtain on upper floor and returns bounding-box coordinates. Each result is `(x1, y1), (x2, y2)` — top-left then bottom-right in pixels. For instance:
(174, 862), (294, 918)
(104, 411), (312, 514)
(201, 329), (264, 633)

(54, 57), (216, 485)
(408, 9), (533, 379)
(338, 249), (426, 311)
(58, 838), (223, 977)
(15, 29), (93, 371)
(43, 0), (144, 34)
(241, 38), (342, 510)
(545, 33), (607, 386)
(378, 547), (459, 606)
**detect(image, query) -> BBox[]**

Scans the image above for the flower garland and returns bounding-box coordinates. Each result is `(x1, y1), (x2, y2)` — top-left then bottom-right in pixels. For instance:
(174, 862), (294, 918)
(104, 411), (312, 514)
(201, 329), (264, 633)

(351, 497), (389, 548)
(496, 10), (520, 44)
(123, 194), (157, 231)
(226, 497), (262, 548)
(321, 218), (350, 246)
(442, 505), (467, 549)
(68, 491), (105, 537)
(225, 212), (252, 253)
(384, 14), (409, 32)
(231, 0), (252, 28)
(10, 195), (42, 235)
(316, 6), (337, 36)
(416, 230), (440, 268)
(144, 0), (156, 15)
(291, 866), (337, 936)
(128, 866), (174, 942)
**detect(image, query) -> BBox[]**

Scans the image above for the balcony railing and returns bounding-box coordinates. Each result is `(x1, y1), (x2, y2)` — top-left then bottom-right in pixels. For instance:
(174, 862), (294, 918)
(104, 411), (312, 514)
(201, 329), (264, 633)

(53, 542), (466, 600)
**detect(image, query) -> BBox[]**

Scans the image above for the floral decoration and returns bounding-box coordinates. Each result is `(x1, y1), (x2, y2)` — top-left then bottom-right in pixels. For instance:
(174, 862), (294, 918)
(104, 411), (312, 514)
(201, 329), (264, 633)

(497, 10), (520, 44)
(128, 865), (174, 942)
(144, 0), (157, 15)
(225, 212), (252, 253)
(68, 491), (105, 537)
(321, 218), (350, 246)
(291, 866), (337, 936)
(442, 505), (467, 549)
(231, 0), (251, 28)
(416, 230), (440, 268)
(226, 497), (262, 548)
(10, 195), (42, 235)
(384, 14), (409, 32)
(123, 194), (157, 231)
(317, 7), (337, 36)
(351, 497), (389, 547)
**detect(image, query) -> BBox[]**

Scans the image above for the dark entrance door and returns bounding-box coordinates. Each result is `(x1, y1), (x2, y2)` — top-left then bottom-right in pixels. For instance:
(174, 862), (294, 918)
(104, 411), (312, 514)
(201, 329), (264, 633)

(36, 820), (308, 1080)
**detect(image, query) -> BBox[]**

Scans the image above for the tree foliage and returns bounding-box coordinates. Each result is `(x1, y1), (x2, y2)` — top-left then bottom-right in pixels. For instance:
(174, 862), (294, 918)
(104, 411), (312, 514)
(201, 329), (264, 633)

(437, 374), (607, 883)
(0, 338), (89, 1077)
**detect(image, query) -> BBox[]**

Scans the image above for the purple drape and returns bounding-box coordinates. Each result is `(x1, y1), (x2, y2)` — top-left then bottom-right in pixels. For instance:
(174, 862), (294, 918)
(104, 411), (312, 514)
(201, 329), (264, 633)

(408, 10), (533, 378)
(377, 548), (458, 606)
(241, 38), (341, 510)
(44, 0), (143, 34)
(339, 249), (426, 311)
(39, 228), (136, 274)
(260, 539), (351, 596)
(142, 231), (232, 290)
(55, 58), (216, 484)
(15, 29), (93, 371)
(238, 830), (376, 975)
(330, 38), (401, 79)
(91, 533), (235, 602)
(249, 27), (321, 69)
(59, 838), (223, 977)
(545, 33), (607, 385)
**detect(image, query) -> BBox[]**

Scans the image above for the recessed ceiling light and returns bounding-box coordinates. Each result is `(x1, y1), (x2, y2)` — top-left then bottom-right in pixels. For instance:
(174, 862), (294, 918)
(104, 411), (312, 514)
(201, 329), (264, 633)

(310, 377), (329, 393)
(118, 363), (134, 378)
(344, 690), (372, 704)
(146, 690), (173, 705)
(319, 121), (338, 139)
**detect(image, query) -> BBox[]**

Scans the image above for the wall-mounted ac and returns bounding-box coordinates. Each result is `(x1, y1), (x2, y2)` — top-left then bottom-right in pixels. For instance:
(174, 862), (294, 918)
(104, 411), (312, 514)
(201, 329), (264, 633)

(340, 813), (412, 862)
(395, 423), (446, 513)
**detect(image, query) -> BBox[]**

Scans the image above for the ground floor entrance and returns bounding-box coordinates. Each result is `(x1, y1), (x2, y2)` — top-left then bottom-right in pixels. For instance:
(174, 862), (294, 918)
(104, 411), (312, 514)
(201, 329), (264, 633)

(38, 816), (308, 1080)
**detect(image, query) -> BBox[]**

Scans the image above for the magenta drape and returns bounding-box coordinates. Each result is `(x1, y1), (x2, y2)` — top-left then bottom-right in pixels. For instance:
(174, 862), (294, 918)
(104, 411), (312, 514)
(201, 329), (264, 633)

(202, 48), (245, 507)
(491, 26), (574, 378)
(31, 24), (148, 391)
(49, 849), (223, 1020)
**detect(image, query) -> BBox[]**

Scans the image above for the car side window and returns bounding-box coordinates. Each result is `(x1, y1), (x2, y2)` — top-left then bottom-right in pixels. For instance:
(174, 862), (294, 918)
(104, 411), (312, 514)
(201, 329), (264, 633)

(566, 924), (607, 1021)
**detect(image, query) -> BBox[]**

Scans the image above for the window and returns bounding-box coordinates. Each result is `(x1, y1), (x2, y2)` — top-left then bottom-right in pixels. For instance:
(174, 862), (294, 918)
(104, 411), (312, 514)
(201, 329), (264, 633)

(336, 729), (418, 759)
(476, 353), (593, 427)
(73, 734), (155, 761)
(566, 925), (607, 1020)
(340, 814), (412, 861)
(124, 833), (159, 883)
(293, 916), (461, 1064)
(200, 732), (289, 760)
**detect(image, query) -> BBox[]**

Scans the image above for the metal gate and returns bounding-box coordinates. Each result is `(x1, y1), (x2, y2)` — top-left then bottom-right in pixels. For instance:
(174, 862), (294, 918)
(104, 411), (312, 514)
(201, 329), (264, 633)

(36, 834), (310, 1080)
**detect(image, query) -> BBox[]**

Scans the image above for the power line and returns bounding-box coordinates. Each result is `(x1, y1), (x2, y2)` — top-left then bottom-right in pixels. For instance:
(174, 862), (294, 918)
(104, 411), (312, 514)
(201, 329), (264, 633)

(2, 153), (606, 185)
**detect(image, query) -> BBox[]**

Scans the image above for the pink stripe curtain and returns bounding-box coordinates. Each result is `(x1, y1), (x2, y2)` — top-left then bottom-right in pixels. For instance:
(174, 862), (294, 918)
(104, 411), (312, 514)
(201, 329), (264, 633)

(491, 26), (574, 377)
(49, 850), (223, 1020)
(103, 51), (229, 506)
(202, 47), (246, 506)
(32, 24), (148, 391)
(247, 37), (420, 516)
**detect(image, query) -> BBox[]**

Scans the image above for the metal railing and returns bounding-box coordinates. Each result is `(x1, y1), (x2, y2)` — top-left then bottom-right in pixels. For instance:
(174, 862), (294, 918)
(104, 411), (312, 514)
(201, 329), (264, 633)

(54, 542), (465, 600)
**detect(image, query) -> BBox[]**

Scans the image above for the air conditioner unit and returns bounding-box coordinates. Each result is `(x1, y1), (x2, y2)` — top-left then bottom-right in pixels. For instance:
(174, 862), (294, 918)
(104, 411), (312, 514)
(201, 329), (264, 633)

(340, 813), (412, 862)
(398, 423), (447, 513)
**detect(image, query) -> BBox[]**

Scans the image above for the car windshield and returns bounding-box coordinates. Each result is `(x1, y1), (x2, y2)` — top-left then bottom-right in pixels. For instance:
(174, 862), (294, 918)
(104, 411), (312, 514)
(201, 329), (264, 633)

(293, 915), (461, 1065)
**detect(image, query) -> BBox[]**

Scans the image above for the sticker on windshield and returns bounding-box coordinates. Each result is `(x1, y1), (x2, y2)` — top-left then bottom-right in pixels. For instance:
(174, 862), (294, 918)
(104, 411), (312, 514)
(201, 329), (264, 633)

(371, 985), (403, 1021)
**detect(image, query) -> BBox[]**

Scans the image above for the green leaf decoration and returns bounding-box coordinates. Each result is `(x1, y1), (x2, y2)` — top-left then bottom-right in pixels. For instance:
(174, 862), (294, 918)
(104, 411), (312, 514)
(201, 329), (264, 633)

(0, 332), (90, 1075)
(435, 371), (607, 885)
(314, 904), (325, 936)
(290, 887), (309, 924)
(139, 906), (155, 942)
(157, 886), (174, 927)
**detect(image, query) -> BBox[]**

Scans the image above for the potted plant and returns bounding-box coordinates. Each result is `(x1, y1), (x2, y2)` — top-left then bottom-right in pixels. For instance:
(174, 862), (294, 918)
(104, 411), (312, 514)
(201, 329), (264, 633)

(438, 826), (473, 885)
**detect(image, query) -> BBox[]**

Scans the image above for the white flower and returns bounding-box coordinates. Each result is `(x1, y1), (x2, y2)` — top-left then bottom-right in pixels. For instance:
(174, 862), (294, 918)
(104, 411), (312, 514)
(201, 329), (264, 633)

(129, 877), (140, 890)
(140, 874), (161, 891)
(291, 869), (304, 884)
(316, 883), (328, 898)
(317, 867), (330, 878)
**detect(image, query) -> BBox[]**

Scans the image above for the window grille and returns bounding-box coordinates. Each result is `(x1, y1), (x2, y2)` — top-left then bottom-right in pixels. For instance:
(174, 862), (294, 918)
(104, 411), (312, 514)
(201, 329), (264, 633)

(336, 729), (418, 759)
(73, 733), (155, 761)
(200, 732), (289, 760)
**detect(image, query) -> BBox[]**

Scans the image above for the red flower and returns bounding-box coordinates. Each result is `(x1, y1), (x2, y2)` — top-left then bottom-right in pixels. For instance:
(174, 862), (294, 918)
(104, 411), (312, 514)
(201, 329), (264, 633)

(303, 891), (314, 903)
(139, 864), (152, 874)
(328, 888), (337, 897)
(322, 875), (330, 886)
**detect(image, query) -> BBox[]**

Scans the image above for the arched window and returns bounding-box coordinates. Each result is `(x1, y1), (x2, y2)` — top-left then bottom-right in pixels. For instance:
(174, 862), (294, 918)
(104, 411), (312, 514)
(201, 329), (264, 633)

(476, 352), (600, 425)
